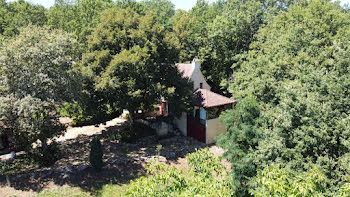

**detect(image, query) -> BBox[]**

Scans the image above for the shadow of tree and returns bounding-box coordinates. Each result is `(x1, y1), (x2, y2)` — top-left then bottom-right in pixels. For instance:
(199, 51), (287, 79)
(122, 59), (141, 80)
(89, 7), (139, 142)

(0, 120), (207, 194)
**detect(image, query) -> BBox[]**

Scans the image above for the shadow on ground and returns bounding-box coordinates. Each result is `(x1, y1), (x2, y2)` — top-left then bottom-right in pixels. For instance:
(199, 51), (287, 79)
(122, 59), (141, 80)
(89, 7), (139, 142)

(0, 120), (207, 195)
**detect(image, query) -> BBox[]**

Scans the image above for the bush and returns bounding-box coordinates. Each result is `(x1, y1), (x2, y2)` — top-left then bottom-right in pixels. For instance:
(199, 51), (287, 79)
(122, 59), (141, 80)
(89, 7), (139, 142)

(250, 165), (328, 197)
(57, 102), (92, 126)
(123, 148), (233, 196)
(30, 141), (62, 167)
(0, 162), (10, 178)
(109, 122), (156, 143)
(89, 137), (103, 171)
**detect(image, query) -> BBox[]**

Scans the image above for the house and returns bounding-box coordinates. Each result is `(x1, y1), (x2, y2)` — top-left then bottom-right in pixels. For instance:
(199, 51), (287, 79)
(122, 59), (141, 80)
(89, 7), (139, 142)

(162, 58), (236, 144)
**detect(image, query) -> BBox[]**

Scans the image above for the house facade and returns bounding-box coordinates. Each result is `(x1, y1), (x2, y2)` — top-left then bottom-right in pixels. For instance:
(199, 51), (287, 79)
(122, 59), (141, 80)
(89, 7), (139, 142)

(168, 58), (235, 144)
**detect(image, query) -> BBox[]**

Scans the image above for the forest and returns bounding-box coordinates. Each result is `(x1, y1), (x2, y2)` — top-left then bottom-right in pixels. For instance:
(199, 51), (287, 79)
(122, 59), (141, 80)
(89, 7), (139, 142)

(2, 0), (350, 196)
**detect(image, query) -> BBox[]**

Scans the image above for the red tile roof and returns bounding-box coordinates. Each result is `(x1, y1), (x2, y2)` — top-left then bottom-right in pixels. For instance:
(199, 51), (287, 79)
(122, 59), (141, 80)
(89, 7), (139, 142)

(193, 89), (236, 108)
(175, 63), (194, 79)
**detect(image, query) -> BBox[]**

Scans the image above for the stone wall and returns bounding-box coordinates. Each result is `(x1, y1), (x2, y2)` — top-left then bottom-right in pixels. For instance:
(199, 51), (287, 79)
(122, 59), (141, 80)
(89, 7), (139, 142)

(137, 119), (179, 137)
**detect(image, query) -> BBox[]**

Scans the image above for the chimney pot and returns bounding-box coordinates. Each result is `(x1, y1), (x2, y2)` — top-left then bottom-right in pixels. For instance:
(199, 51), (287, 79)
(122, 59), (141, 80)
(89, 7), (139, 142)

(192, 57), (200, 70)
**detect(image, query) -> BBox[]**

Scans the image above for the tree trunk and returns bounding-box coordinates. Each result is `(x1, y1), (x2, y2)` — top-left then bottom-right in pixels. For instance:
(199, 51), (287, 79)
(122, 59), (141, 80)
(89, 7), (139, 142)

(41, 138), (48, 153)
(6, 174), (10, 186)
(128, 111), (134, 125)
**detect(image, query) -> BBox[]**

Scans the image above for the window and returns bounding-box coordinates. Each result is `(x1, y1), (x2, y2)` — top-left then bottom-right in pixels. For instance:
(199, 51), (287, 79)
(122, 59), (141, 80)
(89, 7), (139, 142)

(200, 82), (203, 89)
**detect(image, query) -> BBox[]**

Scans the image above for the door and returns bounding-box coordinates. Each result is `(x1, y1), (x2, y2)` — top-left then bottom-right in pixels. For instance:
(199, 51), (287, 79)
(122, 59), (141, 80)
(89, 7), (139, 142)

(187, 112), (206, 143)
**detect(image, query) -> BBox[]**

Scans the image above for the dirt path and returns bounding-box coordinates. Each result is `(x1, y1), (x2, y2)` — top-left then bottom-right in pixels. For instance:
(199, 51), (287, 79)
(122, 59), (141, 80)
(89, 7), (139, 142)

(56, 117), (126, 142)
(0, 117), (127, 162)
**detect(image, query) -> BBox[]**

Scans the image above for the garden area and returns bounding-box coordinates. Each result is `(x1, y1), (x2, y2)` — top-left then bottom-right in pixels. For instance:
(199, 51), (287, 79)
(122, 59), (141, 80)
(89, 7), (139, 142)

(0, 116), (230, 196)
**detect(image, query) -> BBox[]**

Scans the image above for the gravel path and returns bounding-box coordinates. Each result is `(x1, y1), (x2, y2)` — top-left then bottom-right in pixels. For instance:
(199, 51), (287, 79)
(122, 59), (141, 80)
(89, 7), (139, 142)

(56, 117), (126, 142)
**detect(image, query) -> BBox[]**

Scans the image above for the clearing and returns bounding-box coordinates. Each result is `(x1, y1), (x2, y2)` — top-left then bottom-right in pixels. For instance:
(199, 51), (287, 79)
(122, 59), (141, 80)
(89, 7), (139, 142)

(0, 117), (228, 197)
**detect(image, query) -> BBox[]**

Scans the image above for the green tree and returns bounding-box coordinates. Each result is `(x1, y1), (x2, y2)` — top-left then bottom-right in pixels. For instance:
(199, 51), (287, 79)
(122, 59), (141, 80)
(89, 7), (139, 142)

(171, 10), (196, 62)
(219, 0), (350, 195)
(192, 0), (294, 94)
(216, 96), (262, 195)
(0, 0), (7, 35)
(47, 0), (113, 53)
(0, 26), (77, 156)
(1, 0), (47, 37)
(78, 8), (192, 123)
(140, 0), (175, 28)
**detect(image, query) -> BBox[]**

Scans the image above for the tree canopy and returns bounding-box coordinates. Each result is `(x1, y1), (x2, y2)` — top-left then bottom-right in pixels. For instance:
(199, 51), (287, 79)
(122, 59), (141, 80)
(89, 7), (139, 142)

(0, 0), (47, 37)
(217, 0), (350, 195)
(0, 26), (77, 157)
(77, 8), (192, 121)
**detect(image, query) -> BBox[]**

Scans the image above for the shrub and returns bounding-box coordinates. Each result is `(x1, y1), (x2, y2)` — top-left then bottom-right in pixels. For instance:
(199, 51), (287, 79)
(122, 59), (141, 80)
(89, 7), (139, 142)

(187, 147), (226, 178)
(58, 101), (122, 127)
(109, 122), (156, 143)
(123, 148), (233, 196)
(57, 102), (92, 126)
(0, 162), (10, 182)
(250, 165), (328, 197)
(29, 141), (62, 167)
(89, 137), (103, 171)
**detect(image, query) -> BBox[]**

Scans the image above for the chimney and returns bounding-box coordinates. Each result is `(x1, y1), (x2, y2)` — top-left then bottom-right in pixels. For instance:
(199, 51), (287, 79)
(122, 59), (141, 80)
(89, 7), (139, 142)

(192, 57), (200, 70)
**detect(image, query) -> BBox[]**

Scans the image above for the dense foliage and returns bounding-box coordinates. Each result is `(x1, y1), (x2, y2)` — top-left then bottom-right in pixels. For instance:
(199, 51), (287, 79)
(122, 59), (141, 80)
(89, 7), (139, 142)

(251, 165), (350, 196)
(0, 26), (77, 161)
(122, 148), (232, 196)
(217, 0), (350, 195)
(77, 8), (193, 122)
(47, 0), (113, 54)
(0, 0), (47, 37)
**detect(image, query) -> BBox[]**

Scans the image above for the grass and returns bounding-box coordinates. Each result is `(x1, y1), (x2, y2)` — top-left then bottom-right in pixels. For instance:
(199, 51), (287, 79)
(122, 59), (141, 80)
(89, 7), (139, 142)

(95, 184), (129, 197)
(35, 184), (129, 197)
(36, 186), (91, 197)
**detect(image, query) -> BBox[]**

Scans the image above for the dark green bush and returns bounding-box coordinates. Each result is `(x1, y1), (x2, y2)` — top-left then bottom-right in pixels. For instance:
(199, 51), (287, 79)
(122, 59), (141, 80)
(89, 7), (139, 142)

(58, 102), (121, 127)
(30, 141), (62, 167)
(109, 122), (156, 143)
(89, 137), (103, 171)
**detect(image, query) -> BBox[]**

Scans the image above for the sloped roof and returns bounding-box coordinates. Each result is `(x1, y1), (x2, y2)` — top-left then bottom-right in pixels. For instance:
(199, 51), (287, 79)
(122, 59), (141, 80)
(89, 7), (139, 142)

(175, 63), (194, 79)
(193, 89), (236, 108)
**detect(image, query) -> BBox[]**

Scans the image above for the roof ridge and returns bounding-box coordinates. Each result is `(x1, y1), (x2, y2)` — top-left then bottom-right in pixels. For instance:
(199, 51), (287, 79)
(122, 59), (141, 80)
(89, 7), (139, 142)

(194, 88), (235, 108)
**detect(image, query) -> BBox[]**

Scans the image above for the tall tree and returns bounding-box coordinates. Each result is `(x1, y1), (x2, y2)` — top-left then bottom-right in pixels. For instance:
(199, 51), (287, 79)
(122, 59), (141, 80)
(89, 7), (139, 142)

(0, 0), (47, 36)
(171, 10), (196, 62)
(140, 0), (175, 28)
(47, 0), (113, 53)
(175, 0), (294, 94)
(218, 0), (350, 194)
(78, 8), (192, 123)
(0, 26), (77, 155)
